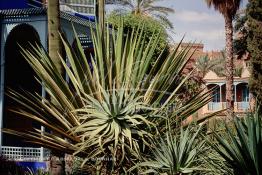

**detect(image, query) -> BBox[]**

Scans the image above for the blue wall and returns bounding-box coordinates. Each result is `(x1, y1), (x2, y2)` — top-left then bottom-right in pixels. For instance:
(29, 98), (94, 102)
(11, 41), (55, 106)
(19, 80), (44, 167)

(17, 161), (47, 172)
(0, 0), (28, 9)
(0, 0), (42, 10)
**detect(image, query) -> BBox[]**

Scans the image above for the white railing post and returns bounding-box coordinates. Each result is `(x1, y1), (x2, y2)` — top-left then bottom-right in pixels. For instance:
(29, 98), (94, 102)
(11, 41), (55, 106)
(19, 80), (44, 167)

(40, 80), (46, 162)
(40, 122), (44, 162)
(40, 147), (44, 162)
(219, 84), (222, 110)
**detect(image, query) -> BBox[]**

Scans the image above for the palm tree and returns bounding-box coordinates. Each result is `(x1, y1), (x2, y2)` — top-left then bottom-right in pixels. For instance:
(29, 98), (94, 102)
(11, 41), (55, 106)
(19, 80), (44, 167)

(209, 52), (243, 77)
(47, 0), (63, 73)
(195, 55), (219, 78)
(47, 1), (65, 174)
(205, 0), (242, 117)
(114, 0), (174, 28)
(97, 0), (105, 31)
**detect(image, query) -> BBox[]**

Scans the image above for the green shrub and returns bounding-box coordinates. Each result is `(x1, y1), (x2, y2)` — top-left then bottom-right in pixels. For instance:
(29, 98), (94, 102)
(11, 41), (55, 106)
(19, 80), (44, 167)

(107, 12), (169, 64)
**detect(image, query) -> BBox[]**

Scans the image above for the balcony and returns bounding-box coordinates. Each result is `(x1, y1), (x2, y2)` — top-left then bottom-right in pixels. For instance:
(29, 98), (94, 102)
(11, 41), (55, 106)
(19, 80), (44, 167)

(204, 82), (251, 114)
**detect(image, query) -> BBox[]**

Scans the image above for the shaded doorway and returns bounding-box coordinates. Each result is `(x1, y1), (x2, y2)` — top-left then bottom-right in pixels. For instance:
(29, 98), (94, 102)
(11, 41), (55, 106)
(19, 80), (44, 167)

(3, 23), (41, 146)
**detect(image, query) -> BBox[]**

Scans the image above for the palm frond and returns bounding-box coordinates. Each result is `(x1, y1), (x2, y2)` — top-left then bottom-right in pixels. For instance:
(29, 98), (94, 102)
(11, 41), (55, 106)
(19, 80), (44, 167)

(145, 6), (174, 15)
(205, 0), (242, 17)
(152, 14), (174, 28)
(113, 0), (174, 29)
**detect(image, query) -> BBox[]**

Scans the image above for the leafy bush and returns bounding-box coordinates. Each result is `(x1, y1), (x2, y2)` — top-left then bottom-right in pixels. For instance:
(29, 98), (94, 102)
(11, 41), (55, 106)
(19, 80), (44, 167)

(107, 12), (169, 64)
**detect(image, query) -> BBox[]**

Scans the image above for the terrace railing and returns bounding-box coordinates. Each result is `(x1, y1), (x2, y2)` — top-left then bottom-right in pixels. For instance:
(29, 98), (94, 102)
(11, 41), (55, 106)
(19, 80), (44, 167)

(207, 101), (250, 112)
(1, 146), (50, 161)
(236, 102), (250, 111)
(208, 102), (222, 111)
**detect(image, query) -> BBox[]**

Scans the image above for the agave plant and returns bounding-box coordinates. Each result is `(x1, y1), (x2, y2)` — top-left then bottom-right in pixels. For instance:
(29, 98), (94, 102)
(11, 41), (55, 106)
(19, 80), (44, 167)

(210, 107), (262, 175)
(4, 22), (212, 173)
(135, 124), (206, 174)
(73, 86), (156, 166)
(193, 143), (234, 175)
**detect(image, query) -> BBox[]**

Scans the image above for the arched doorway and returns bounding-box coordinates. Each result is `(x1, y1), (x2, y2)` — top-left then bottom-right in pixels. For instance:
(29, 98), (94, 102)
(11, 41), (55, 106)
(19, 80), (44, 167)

(235, 82), (250, 111)
(207, 84), (222, 111)
(3, 24), (41, 146)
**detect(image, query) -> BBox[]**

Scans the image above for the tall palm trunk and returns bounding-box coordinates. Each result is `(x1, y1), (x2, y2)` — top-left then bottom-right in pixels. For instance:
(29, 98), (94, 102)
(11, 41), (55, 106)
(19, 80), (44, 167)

(48, 0), (63, 73)
(47, 1), (65, 175)
(98, 0), (105, 31)
(224, 15), (234, 117)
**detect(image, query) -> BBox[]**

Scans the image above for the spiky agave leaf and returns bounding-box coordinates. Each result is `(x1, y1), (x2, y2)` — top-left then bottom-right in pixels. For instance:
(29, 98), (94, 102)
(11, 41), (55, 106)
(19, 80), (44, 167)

(72, 86), (156, 164)
(209, 107), (262, 175)
(134, 125), (206, 174)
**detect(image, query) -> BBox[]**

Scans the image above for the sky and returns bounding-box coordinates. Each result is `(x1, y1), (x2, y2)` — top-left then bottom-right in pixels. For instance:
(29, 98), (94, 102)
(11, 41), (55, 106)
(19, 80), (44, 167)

(106, 0), (248, 51)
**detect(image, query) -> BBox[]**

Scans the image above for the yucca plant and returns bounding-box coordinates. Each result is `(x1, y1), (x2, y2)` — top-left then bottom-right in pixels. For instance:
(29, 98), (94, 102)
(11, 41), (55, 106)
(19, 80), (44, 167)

(210, 107), (262, 175)
(4, 22), (213, 173)
(135, 124), (206, 175)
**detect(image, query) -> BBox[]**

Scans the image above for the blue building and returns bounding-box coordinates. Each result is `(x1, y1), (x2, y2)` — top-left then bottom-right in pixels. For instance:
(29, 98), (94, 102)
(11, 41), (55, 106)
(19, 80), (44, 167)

(0, 1), (95, 168)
